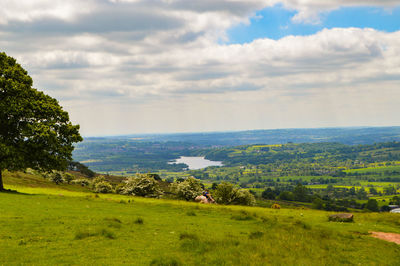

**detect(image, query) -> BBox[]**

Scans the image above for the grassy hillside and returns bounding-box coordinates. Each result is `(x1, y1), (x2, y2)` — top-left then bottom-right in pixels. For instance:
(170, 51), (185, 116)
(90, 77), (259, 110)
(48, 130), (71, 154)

(1, 173), (400, 265)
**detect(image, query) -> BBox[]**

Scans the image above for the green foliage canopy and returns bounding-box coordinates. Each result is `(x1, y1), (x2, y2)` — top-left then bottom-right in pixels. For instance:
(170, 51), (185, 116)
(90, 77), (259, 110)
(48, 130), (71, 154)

(122, 174), (163, 198)
(365, 199), (379, 212)
(94, 181), (113, 194)
(172, 176), (203, 201)
(214, 182), (255, 206)
(0, 52), (82, 190)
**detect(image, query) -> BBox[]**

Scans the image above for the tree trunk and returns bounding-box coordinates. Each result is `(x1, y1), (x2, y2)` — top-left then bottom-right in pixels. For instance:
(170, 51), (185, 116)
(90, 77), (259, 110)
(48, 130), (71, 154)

(0, 169), (4, 191)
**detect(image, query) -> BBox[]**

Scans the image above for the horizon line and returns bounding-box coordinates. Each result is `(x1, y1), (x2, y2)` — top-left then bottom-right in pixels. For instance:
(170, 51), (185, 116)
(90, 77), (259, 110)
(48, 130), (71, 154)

(81, 125), (400, 139)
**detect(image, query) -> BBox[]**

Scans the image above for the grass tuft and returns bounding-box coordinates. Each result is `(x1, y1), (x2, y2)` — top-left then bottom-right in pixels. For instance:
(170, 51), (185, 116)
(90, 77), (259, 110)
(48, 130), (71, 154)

(74, 230), (96, 240)
(99, 228), (116, 239)
(150, 257), (182, 266)
(231, 213), (254, 221)
(293, 220), (312, 230)
(105, 217), (122, 228)
(105, 217), (122, 223)
(134, 217), (144, 224)
(249, 231), (264, 239)
(186, 210), (196, 216)
(179, 232), (198, 240)
(74, 228), (116, 240)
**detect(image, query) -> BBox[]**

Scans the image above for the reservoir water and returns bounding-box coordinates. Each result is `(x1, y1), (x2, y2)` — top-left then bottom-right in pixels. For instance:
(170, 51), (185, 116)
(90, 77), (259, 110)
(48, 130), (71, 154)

(169, 156), (223, 170)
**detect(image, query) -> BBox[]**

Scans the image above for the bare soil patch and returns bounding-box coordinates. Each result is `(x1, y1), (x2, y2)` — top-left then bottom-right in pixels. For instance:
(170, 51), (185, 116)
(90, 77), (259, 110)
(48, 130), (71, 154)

(370, 232), (400, 245)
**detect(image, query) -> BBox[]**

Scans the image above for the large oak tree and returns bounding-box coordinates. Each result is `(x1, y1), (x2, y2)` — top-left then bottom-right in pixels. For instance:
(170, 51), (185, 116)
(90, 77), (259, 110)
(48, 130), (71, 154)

(0, 52), (82, 190)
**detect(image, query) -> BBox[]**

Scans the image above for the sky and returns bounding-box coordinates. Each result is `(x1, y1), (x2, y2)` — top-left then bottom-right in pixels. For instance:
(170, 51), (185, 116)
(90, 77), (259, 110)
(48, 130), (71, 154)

(1, 0), (399, 136)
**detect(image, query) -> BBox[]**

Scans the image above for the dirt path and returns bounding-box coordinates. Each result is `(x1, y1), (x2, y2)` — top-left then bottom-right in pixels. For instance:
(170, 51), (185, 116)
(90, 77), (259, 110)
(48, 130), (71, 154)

(370, 232), (400, 245)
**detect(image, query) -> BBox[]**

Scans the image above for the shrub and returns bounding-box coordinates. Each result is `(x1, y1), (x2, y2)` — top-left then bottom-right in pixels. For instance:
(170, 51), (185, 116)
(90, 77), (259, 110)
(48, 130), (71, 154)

(213, 182), (238, 204)
(63, 173), (74, 184)
(235, 189), (256, 206)
(94, 181), (113, 193)
(91, 176), (106, 187)
(278, 191), (294, 201)
(71, 179), (90, 187)
(171, 177), (203, 201)
(262, 188), (276, 200)
(114, 183), (126, 194)
(147, 173), (161, 181)
(380, 205), (391, 212)
(365, 199), (379, 212)
(214, 182), (255, 206)
(50, 172), (63, 184)
(122, 174), (163, 198)
(312, 198), (324, 209)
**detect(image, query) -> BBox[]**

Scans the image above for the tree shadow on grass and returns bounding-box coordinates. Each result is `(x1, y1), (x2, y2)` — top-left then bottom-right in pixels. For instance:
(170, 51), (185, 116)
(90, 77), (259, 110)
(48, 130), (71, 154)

(0, 188), (31, 195)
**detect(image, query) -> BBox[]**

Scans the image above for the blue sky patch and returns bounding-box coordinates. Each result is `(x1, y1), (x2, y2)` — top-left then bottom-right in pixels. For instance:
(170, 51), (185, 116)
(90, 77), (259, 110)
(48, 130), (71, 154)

(227, 5), (400, 43)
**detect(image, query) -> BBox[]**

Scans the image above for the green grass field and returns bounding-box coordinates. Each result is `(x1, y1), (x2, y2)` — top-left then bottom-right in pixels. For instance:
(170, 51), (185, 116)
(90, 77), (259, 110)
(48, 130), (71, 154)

(1, 174), (400, 265)
(344, 165), (400, 174)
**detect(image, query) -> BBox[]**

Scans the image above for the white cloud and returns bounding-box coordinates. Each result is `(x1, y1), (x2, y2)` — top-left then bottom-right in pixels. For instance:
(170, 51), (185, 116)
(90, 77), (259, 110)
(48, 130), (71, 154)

(0, 0), (95, 24)
(280, 0), (400, 24)
(1, 0), (399, 135)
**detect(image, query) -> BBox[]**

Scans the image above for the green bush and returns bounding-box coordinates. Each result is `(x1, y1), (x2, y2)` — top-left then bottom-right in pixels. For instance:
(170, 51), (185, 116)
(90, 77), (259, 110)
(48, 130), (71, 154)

(122, 174), (163, 198)
(91, 176), (106, 188)
(71, 179), (90, 187)
(214, 182), (255, 206)
(49, 172), (63, 184)
(278, 191), (294, 201)
(62, 173), (74, 184)
(114, 183), (126, 194)
(94, 181), (113, 193)
(171, 177), (203, 201)
(213, 182), (237, 204)
(365, 199), (379, 212)
(235, 189), (256, 206)
(312, 198), (324, 209)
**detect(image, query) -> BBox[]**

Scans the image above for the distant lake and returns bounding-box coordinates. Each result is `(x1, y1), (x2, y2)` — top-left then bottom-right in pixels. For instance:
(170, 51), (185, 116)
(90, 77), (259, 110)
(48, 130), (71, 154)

(169, 156), (223, 170)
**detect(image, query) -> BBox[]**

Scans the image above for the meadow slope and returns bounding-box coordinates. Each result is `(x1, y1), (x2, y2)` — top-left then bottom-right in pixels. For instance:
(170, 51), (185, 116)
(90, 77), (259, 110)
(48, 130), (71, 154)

(1, 174), (400, 265)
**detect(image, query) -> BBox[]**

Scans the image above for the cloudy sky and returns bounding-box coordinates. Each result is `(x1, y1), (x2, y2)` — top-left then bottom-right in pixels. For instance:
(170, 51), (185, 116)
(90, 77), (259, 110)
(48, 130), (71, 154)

(1, 0), (400, 136)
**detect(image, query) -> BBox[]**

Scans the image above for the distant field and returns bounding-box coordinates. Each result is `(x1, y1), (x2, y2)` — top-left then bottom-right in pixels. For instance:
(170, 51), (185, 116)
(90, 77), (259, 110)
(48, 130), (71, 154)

(306, 183), (400, 194)
(1, 178), (400, 265)
(345, 165), (400, 174)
